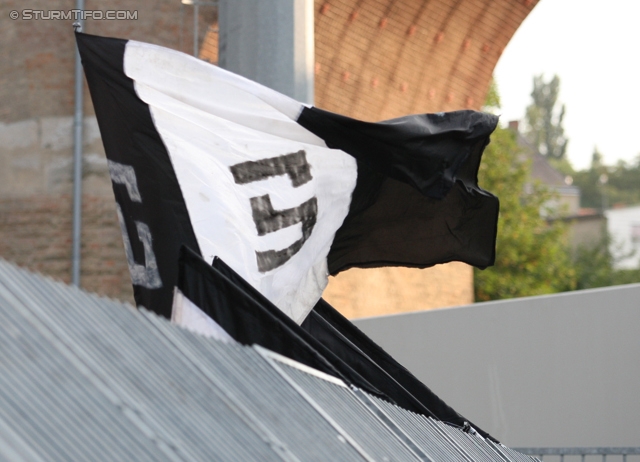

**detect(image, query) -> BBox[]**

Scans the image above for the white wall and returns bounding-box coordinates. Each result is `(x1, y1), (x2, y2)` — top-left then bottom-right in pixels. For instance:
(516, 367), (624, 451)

(606, 206), (640, 269)
(353, 284), (640, 447)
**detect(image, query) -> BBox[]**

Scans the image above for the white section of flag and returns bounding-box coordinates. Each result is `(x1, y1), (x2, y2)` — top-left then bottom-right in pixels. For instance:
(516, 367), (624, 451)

(171, 287), (235, 343)
(123, 41), (358, 323)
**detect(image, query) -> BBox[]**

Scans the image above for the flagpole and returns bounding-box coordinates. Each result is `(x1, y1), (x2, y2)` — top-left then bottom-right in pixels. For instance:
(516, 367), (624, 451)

(193, 2), (199, 57)
(71, 0), (85, 287)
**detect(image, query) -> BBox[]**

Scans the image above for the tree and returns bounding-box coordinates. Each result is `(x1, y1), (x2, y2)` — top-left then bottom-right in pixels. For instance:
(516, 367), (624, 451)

(572, 147), (607, 209)
(479, 79), (640, 299)
(573, 150), (640, 209)
(474, 126), (576, 300)
(524, 74), (568, 160)
(474, 82), (576, 301)
(573, 232), (640, 290)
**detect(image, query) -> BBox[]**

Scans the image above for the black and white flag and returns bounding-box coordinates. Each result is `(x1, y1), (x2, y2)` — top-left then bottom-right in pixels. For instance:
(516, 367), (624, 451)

(176, 247), (496, 441)
(77, 33), (499, 323)
(177, 246), (385, 397)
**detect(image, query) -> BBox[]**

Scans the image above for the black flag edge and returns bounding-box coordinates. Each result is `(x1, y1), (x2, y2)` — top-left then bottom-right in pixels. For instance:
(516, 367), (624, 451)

(178, 246), (392, 400)
(306, 299), (498, 443)
(76, 32), (201, 318)
(208, 255), (492, 428)
(208, 253), (449, 417)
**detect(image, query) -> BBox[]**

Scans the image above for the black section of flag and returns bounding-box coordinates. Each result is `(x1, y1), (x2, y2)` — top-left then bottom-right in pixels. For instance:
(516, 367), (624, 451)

(76, 33), (200, 318)
(208, 252), (495, 437)
(297, 107), (499, 275)
(303, 299), (498, 443)
(178, 247), (386, 398)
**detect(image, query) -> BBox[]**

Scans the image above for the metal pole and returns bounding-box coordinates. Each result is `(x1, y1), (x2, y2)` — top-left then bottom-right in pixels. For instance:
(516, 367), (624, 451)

(71, 0), (85, 287)
(179, 4), (184, 53)
(193, 2), (199, 57)
(218, 0), (315, 104)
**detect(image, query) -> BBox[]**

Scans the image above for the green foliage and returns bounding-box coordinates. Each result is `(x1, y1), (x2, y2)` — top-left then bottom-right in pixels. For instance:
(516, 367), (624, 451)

(484, 78), (501, 113)
(572, 150), (640, 209)
(572, 148), (606, 209)
(525, 74), (568, 160)
(474, 126), (576, 301)
(573, 232), (640, 289)
(476, 78), (640, 301)
(573, 232), (616, 289)
(547, 156), (574, 176)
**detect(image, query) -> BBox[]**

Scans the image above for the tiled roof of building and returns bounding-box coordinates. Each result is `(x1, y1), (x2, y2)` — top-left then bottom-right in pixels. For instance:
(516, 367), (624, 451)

(0, 259), (537, 461)
(530, 150), (569, 187)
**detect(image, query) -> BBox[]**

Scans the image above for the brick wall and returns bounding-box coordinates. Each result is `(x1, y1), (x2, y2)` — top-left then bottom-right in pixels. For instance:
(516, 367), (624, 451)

(323, 263), (474, 319)
(314, 0), (536, 119)
(0, 194), (134, 303)
(0, 0), (216, 122)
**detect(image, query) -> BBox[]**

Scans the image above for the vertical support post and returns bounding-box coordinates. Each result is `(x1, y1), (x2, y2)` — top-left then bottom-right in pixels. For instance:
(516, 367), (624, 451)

(179, 4), (184, 53)
(218, 0), (314, 105)
(193, 2), (200, 57)
(71, 0), (85, 287)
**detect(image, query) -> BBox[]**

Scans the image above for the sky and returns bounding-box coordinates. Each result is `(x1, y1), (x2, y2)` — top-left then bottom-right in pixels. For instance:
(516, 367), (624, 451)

(493, 0), (640, 171)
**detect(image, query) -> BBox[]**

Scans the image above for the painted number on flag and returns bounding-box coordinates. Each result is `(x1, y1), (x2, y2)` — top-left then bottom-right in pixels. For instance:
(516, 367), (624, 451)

(230, 150), (317, 273)
(108, 160), (162, 289)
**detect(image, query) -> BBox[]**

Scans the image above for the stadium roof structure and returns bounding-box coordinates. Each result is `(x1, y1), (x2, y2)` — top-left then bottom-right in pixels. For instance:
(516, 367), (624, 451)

(0, 259), (537, 461)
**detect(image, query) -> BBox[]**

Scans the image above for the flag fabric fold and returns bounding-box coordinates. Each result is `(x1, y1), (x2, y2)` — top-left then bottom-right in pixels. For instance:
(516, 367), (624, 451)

(77, 31), (499, 323)
(171, 286), (236, 343)
(178, 247), (496, 441)
(303, 299), (497, 442)
(177, 246), (384, 397)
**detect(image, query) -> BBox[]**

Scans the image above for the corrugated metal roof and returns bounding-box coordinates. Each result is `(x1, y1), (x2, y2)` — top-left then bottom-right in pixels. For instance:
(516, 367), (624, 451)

(276, 361), (419, 461)
(0, 259), (538, 461)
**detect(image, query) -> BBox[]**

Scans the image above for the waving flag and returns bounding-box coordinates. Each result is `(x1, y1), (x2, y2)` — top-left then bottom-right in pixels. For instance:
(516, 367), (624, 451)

(77, 32), (499, 322)
(177, 246), (384, 396)
(175, 246), (497, 441)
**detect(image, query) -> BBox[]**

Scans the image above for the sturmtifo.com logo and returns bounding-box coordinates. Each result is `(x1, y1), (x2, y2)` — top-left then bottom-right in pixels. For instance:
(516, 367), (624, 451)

(10, 10), (138, 20)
